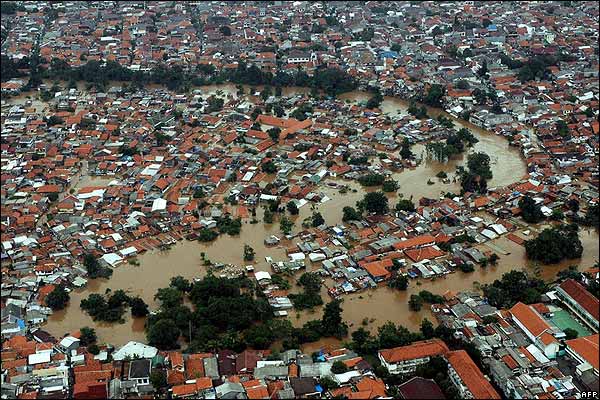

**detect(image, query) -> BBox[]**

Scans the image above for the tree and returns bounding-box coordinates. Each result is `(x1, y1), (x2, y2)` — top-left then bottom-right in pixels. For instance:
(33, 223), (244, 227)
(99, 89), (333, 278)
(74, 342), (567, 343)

(286, 201), (299, 215)
(466, 152), (492, 180)
(198, 228), (218, 241)
(409, 294), (423, 311)
(312, 212), (325, 227)
(321, 300), (348, 338)
(420, 318), (435, 339)
(262, 160), (277, 173)
(482, 270), (548, 308)
(400, 138), (414, 159)
(477, 60), (489, 78)
(150, 370), (167, 389)
(389, 274), (409, 290)
(267, 127), (281, 142)
(154, 287), (183, 309)
(366, 89), (383, 109)
(396, 199), (415, 212)
(331, 360), (349, 374)
(525, 224), (583, 264)
(382, 180), (399, 193)
(263, 208), (274, 224)
(147, 318), (181, 349)
(280, 216), (294, 235)
(46, 285), (70, 310)
(130, 297), (149, 317)
(219, 26), (232, 36)
(360, 192), (389, 215)
(83, 253), (112, 279)
(319, 376), (339, 391)
(519, 195), (544, 223)
(342, 206), (361, 222)
(563, 328), (578, 340)
(87, 344), (100, 355)
(244, 244), (255, 261)
(170, 276), (192, 293)
(423, 84), (445, 107)
(79, 327), (97, 346)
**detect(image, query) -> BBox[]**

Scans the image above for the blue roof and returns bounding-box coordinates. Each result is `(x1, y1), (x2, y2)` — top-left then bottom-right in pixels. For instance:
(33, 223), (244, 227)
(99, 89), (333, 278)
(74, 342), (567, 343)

(315, 384), (324, 393)
(488, 24), (498, 31)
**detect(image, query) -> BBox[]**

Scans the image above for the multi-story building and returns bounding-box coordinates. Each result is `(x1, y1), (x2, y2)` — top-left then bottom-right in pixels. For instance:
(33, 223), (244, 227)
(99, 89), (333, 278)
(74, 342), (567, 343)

(446, 350), (501, 399)
(555, 279), (599, 332)
(378, 339), (449, 374)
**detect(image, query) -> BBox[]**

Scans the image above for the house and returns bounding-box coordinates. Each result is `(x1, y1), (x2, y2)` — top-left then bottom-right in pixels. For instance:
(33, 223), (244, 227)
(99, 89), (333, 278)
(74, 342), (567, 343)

(509, 302), (560, 359)
(378, 339), (449, 374)
(128, 359), (151, 386)
(56, 335), (80, 355)
(555, 279), (599, 332)
(397, 377), (445, 399)
(564, 334), (599, 377)
(446, 350), (500, 399)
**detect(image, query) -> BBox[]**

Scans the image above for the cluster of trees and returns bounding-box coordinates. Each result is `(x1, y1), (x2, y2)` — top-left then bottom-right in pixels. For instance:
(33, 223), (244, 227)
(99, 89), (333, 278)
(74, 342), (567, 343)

(517, 55), (559, 82)
(426, 128), (478, 162)
(41, 58), (357, 96)
(350, 320), (435, 356)
(342, 206), (362, 222)
(216, 215), (242, 235)
(45, 285), (70, 310)
(395, 198), (416, 212)
(348, 155), (369, 165)
(289, 103), (313, 121)
(224, 62), (357, 96)
(382, 180), (399, 193)
(457, 152), (493, 194)
(519, 195), (544, 223)
(400, 138), (414, 160)
(576, 204), (599, 228)
(1, 54), (30, 82)
(83, 253), (112, 279)
(482, 270), (548, 308)
(358, 173), (386, 187)
(407, 101), (428, 119)
(357, 191), (389, 215)
(408, 290), (445, 311)
(525, 224), (583, 264)
(366, 89), (384, 109)
(147, 275), (272, 350)
(149, 275), (348, 352)
(80, 290), (148, 323)
(421, 84), (446, 107)
(388, 274), (409, 290)
(1, 2), (25, 14)
(289, 272), (323, 310)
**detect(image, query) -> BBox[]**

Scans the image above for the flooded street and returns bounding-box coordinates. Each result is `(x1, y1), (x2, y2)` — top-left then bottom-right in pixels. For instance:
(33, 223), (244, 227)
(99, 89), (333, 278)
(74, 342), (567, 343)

(37, 83), (596, 349)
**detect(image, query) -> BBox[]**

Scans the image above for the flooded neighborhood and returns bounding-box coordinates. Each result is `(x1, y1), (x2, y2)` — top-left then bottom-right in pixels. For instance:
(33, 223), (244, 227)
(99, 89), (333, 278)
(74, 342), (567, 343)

(2, 1), (599, 399)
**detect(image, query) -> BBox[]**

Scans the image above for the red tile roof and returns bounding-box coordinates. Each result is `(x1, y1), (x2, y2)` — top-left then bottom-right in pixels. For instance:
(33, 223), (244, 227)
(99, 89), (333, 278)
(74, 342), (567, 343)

(447, 350), (500, 399)
(558, 279), (599, 322)
(379, 339), (449, 363)
(565, 334), (599, 371)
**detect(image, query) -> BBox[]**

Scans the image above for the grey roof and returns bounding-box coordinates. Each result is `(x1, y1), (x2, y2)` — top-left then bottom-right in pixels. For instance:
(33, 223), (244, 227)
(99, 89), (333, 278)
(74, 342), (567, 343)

(128, 359), (151, 379)
(254, 365), (289, 379)
(215, 381), (245, 399)
(299, 362), (332, 378)
(203, 357), (219, 379)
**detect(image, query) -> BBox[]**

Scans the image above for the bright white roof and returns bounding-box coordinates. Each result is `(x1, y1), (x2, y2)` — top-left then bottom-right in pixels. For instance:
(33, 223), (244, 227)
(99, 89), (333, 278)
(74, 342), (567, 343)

(255, 271), (272, 282)
(112, 341), (158, 361)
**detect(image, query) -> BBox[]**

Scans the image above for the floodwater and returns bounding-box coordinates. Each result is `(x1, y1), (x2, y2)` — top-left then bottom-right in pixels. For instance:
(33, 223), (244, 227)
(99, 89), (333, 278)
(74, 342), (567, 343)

(36, 83), (596, 349)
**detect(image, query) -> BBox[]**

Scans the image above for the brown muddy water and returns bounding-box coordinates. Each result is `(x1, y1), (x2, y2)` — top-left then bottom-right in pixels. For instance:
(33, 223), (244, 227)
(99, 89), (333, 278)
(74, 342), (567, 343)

(34, 84), (596, 349)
